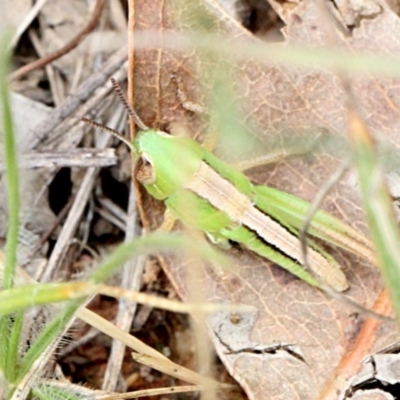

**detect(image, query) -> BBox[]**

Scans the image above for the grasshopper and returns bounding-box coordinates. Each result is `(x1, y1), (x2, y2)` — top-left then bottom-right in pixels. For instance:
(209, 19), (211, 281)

(86, 80), (376, 293)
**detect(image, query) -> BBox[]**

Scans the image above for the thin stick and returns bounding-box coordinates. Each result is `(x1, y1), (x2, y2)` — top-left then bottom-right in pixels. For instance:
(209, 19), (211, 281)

(23, 47), (127, 151)
(298, 159), (391, 319)
(299, 159), (351, 272)
(9, 0), (105, 82)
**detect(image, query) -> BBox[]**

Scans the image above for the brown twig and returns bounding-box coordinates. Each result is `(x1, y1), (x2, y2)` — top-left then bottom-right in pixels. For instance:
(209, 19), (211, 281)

(23, 46), (127, 151)
(9, 0), (105, 82)
(320, 289), (392, 399)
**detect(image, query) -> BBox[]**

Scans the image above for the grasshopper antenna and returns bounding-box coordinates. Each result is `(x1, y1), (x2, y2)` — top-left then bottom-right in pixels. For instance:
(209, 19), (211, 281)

(110, 77), (148, 131)
(81, 77), (149, 148)
(81, 117), (134, 150)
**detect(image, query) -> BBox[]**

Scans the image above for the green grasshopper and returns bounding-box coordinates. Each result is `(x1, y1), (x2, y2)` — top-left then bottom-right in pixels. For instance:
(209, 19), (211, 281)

(86, 81), (376, 292)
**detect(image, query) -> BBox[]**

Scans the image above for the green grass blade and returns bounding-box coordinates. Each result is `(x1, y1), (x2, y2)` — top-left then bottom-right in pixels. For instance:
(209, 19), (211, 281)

(0, 315), (11, 375)
(0, 32), (22, 391)
(0, 282), (94, 316)
(32, 385), (83, 400)
(5, 311), (24, 382)
(349, 112), (400, 320)
(16, 301), (81, 383)
(17, 232), (229, 383)
(0, 33), (19, 290)
(89, 232), (229, 283)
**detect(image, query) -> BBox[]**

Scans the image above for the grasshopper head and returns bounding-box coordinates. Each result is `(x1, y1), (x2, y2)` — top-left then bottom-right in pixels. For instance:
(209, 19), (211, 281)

(132, 129), (204, 200)
(83, 81), (203, 201)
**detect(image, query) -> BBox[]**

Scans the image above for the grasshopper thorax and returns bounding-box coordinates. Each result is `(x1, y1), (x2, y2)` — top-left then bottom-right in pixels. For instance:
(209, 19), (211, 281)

(132, 129), (204, 201)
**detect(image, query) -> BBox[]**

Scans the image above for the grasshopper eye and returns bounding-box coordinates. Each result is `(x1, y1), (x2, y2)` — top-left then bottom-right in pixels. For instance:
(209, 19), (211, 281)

(135, 154), (156, 185)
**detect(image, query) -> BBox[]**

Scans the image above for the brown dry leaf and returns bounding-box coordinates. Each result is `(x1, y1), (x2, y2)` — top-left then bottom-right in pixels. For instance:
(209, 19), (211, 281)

(131, 1), (400, 399)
